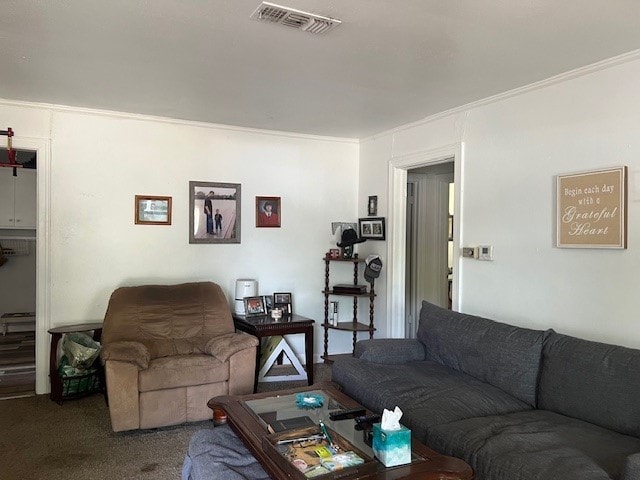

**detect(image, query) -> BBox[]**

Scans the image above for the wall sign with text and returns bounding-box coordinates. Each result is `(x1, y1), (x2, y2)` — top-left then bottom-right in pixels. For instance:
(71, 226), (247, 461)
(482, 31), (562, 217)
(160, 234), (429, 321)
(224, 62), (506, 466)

(556, 166), (627, 249)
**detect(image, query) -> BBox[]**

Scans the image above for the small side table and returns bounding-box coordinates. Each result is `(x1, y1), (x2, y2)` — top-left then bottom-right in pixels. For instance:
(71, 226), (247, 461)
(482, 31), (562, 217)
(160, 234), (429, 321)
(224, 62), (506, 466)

(48, 322), (103, 405)
(232, 313), (314, 393)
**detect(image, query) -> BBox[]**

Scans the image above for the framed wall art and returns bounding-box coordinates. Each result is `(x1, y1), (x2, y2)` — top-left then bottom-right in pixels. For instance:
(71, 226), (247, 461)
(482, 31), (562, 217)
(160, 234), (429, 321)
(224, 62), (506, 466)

(556, 166), (627, 249)
(189, 181), (241, 244)
(256, 196), (281, 228)
(359, 217), (386, 241)
(135, 195), (172, 225)
(367, 195), (378, 216)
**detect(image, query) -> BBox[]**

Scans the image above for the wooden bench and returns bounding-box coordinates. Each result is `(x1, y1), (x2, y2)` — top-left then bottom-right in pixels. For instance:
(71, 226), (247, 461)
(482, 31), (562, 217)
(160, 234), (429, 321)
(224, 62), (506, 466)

(0, 312), (36, 335)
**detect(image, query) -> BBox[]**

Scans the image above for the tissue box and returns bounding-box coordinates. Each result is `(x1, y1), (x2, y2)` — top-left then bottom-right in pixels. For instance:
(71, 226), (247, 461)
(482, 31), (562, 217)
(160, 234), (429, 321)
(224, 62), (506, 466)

(372, 423), (411, 467)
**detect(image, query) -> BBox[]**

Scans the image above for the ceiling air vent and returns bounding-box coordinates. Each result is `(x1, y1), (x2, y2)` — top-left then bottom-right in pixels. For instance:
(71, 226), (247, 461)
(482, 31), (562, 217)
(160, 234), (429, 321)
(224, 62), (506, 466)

(250, 2), (341, 35)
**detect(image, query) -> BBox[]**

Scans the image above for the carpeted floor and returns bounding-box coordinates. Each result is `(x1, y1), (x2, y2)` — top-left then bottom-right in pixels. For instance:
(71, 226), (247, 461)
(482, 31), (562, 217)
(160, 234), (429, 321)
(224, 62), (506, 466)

(0, 363), (332, 480)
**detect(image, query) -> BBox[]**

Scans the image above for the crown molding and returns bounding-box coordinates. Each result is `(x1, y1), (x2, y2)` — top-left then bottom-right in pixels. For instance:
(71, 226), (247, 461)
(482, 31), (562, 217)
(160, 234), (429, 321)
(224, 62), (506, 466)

(364, 48), (640, 142)
(0, 98), (359, 145)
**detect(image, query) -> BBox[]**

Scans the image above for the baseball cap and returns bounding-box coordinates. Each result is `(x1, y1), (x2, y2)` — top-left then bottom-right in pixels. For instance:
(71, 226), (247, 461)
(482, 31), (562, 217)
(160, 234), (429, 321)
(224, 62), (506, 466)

(364, 254), (382, 283)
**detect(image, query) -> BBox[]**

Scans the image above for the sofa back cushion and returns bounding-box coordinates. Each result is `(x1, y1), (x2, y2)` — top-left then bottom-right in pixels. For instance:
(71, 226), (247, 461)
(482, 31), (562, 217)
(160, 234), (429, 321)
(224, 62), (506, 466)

(103, 282), (234, 352)
(417, 301), (547, 406)
(539, 332), (640, 438)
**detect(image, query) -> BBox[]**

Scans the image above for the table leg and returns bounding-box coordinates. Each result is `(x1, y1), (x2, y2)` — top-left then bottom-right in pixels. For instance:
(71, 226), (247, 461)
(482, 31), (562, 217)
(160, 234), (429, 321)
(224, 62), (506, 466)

(253, 337), (262, 393)
(305, 326), (314, 386)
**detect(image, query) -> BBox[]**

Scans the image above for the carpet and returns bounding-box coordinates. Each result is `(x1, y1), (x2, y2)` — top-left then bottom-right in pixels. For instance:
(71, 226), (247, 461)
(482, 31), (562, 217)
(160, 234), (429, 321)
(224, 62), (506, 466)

(0, 363), (332, 480)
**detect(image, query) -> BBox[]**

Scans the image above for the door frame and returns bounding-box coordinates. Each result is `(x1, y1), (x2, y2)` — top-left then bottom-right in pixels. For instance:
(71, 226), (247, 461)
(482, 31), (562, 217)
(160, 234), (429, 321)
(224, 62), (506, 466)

(386, 143), (463, 338)
(7, 136), (51, 393)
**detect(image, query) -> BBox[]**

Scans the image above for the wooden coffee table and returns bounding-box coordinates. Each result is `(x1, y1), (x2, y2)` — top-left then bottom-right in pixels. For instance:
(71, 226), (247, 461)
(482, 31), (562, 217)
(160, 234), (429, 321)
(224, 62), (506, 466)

(208, 384), (473, 480)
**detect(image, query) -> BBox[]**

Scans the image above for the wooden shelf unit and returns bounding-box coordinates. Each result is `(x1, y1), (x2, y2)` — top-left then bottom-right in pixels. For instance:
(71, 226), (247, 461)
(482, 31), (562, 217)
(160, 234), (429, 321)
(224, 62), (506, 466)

(321, 256), (375, 363)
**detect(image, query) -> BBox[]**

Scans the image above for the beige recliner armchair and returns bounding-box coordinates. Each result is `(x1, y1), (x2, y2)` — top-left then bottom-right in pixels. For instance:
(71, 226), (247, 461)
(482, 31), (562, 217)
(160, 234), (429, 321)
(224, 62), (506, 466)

(100, 281), (258, 432)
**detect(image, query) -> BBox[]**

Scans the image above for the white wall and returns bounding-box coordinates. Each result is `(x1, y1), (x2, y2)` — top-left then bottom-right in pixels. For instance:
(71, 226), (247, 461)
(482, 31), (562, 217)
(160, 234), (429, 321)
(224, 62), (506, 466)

(360, 54), (640, 349)
(0, 102), (360, 392)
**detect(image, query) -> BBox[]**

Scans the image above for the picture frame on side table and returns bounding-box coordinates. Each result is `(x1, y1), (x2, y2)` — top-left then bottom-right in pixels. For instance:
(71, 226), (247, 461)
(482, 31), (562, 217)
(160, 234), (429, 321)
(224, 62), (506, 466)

(359, 217), (386, 240)
(273, 292), (292, 314)
(135, 195), (172, 225)
(244, 296), (266, 317)
(189, 181), (241, 244)
(263, 295), (273, 312)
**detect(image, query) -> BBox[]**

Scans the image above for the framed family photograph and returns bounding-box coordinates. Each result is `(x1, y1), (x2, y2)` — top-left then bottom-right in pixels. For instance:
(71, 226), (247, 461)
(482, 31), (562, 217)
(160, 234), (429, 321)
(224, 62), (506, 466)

(273, 292), (292, 314)
(189, 181), (241, 244)
(256, 196), (281, 228)
(359, 217), (386, 240)
(263, 295), (273, 311)
(244, 296), (266, 317)
(135, 195), (172, 225)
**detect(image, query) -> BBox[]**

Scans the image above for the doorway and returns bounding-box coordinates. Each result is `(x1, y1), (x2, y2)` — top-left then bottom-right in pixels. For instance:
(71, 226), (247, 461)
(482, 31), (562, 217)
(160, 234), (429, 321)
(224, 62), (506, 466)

(385, 142), (463, 340)
(405, 162), (454, 338)
(0, 148), (37, 399)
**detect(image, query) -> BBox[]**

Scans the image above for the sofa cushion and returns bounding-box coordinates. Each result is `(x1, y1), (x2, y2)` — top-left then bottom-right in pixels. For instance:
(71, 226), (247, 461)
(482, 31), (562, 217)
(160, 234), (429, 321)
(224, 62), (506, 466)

(332, 356), (531, 441)
(354, 339), (426, 364)
(539, 332), (640, 438)
(416, 301), (548, 406)
(426, 409), (640, 480)
(139, 354), (228, 392)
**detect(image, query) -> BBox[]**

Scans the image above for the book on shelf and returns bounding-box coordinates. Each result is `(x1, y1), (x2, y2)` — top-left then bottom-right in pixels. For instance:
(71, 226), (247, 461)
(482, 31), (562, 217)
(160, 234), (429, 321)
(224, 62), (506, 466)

(329, 301), (339, 326)
(332, 284), (367, 294)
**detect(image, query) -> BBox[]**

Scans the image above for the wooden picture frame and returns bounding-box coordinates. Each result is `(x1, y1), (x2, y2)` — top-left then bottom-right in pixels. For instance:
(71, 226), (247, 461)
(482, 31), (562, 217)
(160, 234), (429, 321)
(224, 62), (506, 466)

(367, 195), (378, 216)
(359, 217), (386, 240)
(256, 196), (281, 228)
(135, 195), (172, 225)
(244, 296), (266, 317)
(189, 181), (241, 244)
(556, 166), (627, 249)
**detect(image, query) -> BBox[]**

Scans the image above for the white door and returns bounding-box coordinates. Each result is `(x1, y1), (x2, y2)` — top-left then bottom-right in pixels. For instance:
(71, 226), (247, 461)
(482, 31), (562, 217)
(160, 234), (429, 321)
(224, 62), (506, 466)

(405, 163), (454, 338)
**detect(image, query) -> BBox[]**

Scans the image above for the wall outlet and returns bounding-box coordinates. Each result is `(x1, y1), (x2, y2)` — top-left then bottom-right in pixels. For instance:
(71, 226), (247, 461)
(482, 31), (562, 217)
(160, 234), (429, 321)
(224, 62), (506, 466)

(462, 247), (475, 258)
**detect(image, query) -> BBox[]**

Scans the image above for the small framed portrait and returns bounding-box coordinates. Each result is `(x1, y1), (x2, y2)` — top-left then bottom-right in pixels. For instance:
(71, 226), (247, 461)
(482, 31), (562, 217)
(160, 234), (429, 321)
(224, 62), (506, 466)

(243, 296), (266, 317)
(273, 292), (292, 314)
(256, 196), (281, 228)
(263, 295), (273, 311)
(135, 195), (172, 225)
(189, 181), (241, 244)
(329, 248), (340, 259)
(367, 195), (378, 216)
(359, 217), (386, 241)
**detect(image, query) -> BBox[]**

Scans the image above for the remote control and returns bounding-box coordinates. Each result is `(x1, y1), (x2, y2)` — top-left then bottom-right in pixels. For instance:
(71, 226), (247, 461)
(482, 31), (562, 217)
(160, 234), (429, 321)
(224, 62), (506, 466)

(329, 408), (366, 421)
(354, 414), (381, 430)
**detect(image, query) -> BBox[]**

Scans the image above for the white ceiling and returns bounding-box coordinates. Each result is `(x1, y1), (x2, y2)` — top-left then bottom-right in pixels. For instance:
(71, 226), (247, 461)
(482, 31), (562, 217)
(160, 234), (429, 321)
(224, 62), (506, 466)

(2, 1), (640, 139)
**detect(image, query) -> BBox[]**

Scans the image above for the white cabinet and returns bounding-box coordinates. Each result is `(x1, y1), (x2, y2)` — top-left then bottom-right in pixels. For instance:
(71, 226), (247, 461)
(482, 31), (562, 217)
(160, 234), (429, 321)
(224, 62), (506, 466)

(0, 168), (36, 229)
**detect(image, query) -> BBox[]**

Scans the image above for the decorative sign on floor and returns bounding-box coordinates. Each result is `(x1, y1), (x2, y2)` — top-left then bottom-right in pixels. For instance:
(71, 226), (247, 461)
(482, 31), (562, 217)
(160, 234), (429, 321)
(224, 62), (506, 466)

(557, 166), (627, 249)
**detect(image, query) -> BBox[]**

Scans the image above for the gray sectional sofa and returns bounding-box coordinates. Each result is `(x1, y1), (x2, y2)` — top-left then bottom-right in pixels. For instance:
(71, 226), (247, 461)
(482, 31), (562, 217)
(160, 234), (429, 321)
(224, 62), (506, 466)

(331, 301), (640, 480)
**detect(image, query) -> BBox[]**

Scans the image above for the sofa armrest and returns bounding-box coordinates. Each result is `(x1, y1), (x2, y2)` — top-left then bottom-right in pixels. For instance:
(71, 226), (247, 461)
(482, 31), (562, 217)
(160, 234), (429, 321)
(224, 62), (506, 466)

(354, 339), (425, 364)
(622, 453), (640, 480)
(100, 341), (150, 370)
(205, 333), (259, 362)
